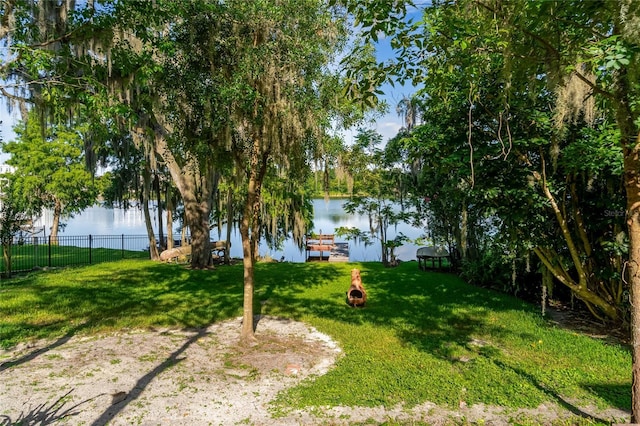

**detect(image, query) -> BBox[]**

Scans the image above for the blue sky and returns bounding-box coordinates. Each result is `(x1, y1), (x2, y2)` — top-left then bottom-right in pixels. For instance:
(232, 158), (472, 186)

(341, 2), (426, 146)
(357, 36), (420, 144)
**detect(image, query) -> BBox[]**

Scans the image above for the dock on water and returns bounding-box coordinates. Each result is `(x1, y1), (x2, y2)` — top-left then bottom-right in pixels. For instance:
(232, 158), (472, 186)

(305, 234), (349, 262)
(328, 242), (349, 262)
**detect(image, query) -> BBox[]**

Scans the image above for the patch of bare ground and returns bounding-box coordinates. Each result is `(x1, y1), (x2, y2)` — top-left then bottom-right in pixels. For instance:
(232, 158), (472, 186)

(0, 315), (630, 425)
(545, 300), (630, 345)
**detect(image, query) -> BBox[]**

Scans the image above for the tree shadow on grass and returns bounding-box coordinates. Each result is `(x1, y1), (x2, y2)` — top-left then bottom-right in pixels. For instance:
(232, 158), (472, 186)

(1, 261), (244, 350)
(581, 382), (631, 414)
(258, 261), (535, 345)
(491, 358), (625, 424)
(0, 389), (103, 426)
(2, 259), (630, 419)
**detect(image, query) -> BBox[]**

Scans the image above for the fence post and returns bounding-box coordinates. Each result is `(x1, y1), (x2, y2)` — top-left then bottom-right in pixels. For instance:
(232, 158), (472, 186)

(48, 235), (52, 267)
(89, 235), (93, 264)
(34, 236), (38, 269)
(122, 234), (125, 259)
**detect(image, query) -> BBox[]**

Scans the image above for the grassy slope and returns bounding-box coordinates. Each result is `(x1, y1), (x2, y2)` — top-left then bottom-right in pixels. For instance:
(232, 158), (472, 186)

(0, 259), (630, 416)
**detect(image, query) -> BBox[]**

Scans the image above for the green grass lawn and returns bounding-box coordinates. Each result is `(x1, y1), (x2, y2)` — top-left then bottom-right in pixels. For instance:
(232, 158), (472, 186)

(0, 259), (631, 422)
(1, 243), (149, 274)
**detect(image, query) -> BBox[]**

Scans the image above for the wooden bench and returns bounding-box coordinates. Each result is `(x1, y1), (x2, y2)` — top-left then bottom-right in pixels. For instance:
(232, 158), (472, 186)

(305, 234), (335, 261)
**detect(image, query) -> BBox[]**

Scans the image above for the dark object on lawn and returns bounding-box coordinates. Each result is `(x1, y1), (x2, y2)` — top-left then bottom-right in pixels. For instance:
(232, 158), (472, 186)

(416, 246), (450, 270)
(346, 268), (367, 307)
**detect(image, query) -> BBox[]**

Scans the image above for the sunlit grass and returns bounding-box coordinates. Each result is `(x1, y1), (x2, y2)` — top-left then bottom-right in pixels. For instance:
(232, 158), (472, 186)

(1, 244), (148, 273)
(0, 259), (631, 421)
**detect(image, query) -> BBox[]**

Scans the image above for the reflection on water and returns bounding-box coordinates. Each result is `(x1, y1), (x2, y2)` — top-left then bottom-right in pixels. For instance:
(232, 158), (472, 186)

(38, 205), (151, 236)
(40, 199), (426, 262)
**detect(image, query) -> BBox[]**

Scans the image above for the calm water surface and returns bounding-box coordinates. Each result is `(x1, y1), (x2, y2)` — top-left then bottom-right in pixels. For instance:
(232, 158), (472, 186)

(39, 199), (426, 262)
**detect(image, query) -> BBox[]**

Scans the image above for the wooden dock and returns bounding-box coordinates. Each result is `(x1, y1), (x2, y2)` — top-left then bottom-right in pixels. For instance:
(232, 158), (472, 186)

(328, 242), (349, 262)
(305, 234), (349, 262)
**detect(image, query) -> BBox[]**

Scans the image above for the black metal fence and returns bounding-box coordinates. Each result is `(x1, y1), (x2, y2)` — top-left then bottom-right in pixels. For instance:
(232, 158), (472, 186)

(1, 235), (152, 276)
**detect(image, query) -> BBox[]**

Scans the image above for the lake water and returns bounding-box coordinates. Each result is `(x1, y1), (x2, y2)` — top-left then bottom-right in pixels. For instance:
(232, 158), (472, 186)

(36, 198), (426, 262)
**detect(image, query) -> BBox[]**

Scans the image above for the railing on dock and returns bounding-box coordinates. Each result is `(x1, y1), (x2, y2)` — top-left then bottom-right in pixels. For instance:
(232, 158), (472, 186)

(304, 234), (349, 262)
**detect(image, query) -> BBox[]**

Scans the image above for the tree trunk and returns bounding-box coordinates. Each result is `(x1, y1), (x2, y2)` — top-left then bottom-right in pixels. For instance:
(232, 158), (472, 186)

(626, 146), (640, 423)
(617, 77), (640, 422)
(460, 201), (468, 260)
(49, 199), (62, 245)
(186, 196), (213, 269)
(529, 154), (619, 321)
(142, 165), (160, 260)
(2, 243), (11, 278)
(239, 140), (269, 344)
(534, 246), (618, 319)
(323, 161), (330, 194)
(240, 210), (256, 343)
(225, 187), (233, 264)
(253, 224), (260, 261)
(611, 5), (640, 414)
(380, 223), (387, 265)
(151, 126), (217, 269)
(181, 224), (188, 247)
(240, 179), (259, 343)
(377, 205), (388, 265)
(166, 187), (174, 251)
(154, 173), (165, 251)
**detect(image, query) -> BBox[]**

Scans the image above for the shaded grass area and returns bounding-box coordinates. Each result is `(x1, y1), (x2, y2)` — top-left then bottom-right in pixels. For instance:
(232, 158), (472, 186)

(0, 259), (631, 419)
(0, 260), (243, 346)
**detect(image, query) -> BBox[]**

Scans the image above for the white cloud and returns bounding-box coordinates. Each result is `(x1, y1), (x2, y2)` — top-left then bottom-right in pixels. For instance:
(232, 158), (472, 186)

(376, 116), (403, 143)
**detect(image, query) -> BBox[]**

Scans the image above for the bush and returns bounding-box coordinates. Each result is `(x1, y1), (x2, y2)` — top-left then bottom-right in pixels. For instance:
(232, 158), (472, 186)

(460, 249), (543, 304)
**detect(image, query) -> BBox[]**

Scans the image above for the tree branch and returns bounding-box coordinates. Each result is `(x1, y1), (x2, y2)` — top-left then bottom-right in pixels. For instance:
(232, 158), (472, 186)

(474, 0), (615, 101)
(0, 86), (27, 103)
(573, 68), (615, 100)
(0, 0), (17, 41)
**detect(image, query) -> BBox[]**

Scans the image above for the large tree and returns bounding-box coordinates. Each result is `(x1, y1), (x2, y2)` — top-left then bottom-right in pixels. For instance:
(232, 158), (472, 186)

(1, 112), (98, 242)
(143, 0), (347, 339)
(218, 0), (345, 342)
(0, 1), (182, 261)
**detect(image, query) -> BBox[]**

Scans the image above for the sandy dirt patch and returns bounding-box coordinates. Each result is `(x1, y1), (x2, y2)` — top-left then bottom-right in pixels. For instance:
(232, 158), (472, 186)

(1, 316), (341, 425)
(0, 315), (630, 425)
